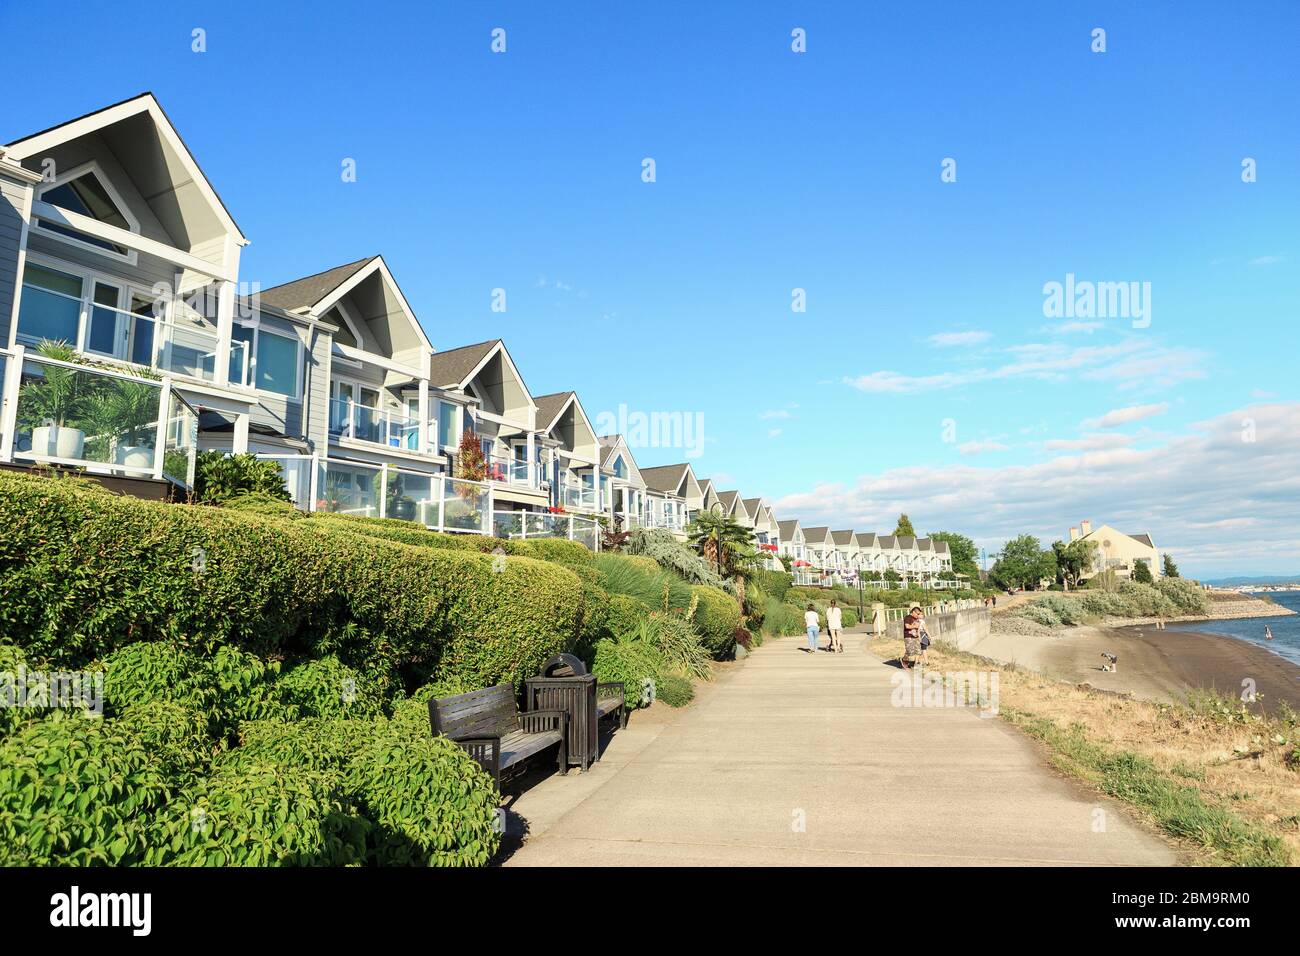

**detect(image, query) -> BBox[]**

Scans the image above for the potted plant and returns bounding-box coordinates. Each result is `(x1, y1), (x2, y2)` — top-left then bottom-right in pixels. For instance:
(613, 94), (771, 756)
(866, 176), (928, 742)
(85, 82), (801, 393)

(17, 341), (100, 460)
(85, 376), (161, 469)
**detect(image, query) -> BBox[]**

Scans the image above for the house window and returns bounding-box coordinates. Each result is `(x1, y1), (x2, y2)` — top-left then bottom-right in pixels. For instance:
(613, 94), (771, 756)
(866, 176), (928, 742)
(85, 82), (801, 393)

(232, 324), (301, 398)
(437, 400), (460, 448)
(16, 264), (83, 345)
(37, 167), (137, 260)
(612, 455), (626, 479)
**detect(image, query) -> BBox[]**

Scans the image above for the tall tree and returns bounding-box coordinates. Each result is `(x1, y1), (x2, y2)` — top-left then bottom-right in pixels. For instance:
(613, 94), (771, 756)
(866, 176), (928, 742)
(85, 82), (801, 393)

(928, 531), (979, 579)
(991, 534), (1056, 590)
(686, 512), (756, 577)
(893, 513), (916, 536)
(1162, 554), (1180, 578)
(1052, 538), (1099, 589)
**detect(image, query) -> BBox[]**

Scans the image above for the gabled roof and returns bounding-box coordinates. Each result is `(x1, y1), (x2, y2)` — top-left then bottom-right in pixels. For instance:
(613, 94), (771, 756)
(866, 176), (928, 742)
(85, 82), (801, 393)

(741, 497), (764, 521)
(716, 490), (741, 514)
(877, 535), (897, 549)
(599, 435), (642, 483)
(640, 463), (691, 495)
(933, 541), (951, 554)
(533, 391), (575, 432)
(426, 339), (502, 389)
(855, 532), (877, 548)
(260, 257), (376, 312)
(830, 530), (856, 546)
(916, 538), (933, 552)
(803, 526), (831, 545)
(1129, 533), (1155, 548)
(778, 519), (802, 540)
(5, 92), (247, 244)
(897, 535), (917, 549)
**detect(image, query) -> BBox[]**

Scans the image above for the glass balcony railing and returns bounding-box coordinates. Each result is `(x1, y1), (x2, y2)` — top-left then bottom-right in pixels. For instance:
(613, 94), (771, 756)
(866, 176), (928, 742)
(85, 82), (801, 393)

(484, 454), (536, 487)
(491, 510), (601, 548)
(442, 476), (490, 532)
(328, 398), (423, 452)
(5, 349), (198, 486)
(558, 484), (600, 512)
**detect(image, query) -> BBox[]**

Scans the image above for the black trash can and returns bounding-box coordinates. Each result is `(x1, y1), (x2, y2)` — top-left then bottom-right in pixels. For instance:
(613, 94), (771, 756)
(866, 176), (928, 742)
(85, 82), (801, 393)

(524, 655), (623, 771)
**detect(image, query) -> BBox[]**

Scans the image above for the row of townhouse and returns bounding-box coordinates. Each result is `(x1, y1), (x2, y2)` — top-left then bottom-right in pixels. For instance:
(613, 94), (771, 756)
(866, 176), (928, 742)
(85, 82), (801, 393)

(776, 523), (957, 589)
(0, 93), (959, 581)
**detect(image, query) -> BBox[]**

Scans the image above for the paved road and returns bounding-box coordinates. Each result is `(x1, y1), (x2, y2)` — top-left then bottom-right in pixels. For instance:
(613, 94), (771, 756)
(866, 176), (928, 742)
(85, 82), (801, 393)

(504, 632), (1179, 866)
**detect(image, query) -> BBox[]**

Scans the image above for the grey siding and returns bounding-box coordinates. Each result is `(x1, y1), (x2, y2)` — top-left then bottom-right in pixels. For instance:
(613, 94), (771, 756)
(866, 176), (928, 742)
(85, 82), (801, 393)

(304, 325), (333, 453)
(0, 175), (30, 345)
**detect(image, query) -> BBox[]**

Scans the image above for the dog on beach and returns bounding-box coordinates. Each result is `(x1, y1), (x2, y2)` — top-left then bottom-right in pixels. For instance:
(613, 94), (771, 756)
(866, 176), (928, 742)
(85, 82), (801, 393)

(1100, 652), (1118, 673)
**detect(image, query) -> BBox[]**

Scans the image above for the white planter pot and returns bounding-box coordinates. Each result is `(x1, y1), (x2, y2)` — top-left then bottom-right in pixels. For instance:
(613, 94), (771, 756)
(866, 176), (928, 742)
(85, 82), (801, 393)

(115, 445), (154, 469)
(31, 425), (85, 460)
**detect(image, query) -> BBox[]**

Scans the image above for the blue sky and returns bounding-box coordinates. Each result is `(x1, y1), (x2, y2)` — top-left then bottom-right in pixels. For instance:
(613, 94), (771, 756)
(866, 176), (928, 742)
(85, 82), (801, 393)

(4, 1), (1297, 575)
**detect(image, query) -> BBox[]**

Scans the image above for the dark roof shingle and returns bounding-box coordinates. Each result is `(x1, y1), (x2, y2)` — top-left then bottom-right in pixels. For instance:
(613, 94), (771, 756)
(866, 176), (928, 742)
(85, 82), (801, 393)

(260, 256), (377, 311)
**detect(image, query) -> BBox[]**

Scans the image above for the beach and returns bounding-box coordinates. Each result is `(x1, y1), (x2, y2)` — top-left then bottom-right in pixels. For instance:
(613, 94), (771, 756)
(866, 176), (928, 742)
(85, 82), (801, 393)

(964, 623), (1300, 712)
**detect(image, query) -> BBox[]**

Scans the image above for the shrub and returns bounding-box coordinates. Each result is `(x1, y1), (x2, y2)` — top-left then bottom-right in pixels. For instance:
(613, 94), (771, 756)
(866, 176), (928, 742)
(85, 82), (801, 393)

(690, 585), (743, 658)
(1156, 577), (1209, 615)
(751, 569), (793, 602)
(645, 612), (711, 680)
(605, 593), (650, 639)
(656, 674), (694, 708)
(762, 599), (804, 637)
(0, 472), (583, 690)
(0, 703), (209, 865)
(193, 451), (291, 504)
(220, 492), (303, 519)
(733, 626), (753, 650)
(273, 656), (388, 720)
(595, 553), (694, 612)
(624, 528), (726, 588)
(592, 638), (663, 708)
(522, 537), (595, 568)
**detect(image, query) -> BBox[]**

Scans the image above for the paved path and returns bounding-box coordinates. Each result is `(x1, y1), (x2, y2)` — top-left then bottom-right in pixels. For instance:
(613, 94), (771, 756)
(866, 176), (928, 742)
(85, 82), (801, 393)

(503, 632), (1179, 866)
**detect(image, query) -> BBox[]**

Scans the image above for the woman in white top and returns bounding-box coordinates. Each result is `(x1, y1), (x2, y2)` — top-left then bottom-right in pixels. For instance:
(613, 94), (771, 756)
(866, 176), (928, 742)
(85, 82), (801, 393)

(804, 604), (821, 654)
(826, 600), (844, 653)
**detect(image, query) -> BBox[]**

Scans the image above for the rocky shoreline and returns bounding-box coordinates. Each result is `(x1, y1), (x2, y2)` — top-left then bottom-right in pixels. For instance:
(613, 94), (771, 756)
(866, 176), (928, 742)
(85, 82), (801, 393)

(991, 588), (1292, 636)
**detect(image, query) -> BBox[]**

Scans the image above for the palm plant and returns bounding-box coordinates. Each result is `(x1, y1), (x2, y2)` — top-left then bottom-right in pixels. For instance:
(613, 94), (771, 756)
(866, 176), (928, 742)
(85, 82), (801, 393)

(16, 340), (102, 433)
(83, 378), (160, 450)
(686, 512), (758, 578)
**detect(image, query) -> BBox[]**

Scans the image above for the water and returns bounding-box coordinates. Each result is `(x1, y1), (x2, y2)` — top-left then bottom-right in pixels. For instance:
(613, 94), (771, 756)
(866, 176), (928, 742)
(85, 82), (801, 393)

(1166, 590), (1300, 666)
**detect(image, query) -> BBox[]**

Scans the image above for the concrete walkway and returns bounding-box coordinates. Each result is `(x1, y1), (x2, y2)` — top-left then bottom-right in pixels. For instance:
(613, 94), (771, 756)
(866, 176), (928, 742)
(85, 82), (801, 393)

(503, 632), (1179, 866)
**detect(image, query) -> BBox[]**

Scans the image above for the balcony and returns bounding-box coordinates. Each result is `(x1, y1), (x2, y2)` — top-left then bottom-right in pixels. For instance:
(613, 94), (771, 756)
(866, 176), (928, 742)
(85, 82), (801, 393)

(484, 453), (540, 489)
(0, 345), (198, 487)
(558, 484), (601, 513)
(491, 510), (601, 550)
(328, 397), (424, 452)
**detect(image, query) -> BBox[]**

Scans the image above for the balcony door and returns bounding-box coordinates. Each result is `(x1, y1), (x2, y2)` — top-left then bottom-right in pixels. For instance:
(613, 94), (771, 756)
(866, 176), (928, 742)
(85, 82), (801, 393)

(85, 281), (156, 366)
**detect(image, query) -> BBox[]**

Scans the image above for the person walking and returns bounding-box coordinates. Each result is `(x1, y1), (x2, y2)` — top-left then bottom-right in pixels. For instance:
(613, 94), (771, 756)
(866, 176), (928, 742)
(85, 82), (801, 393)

(826, 599), (844, 653)
(901, 605), (923, 670)
(1264, 624), (1274, 641)
(804, 604), (821, 654)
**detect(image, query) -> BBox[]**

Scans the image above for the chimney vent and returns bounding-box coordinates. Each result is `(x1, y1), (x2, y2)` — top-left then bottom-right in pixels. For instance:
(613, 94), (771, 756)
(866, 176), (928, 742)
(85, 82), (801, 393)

(1069, 527), (1080, 542)
(1081, 520), (1092, 536)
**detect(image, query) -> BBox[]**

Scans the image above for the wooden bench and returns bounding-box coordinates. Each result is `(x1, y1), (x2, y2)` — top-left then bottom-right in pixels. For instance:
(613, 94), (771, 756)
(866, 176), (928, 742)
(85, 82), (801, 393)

(428, 684), (567, 790)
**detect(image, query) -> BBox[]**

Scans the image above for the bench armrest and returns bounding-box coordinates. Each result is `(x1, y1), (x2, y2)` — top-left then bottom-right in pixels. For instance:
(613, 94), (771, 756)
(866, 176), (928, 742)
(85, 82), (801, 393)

(449, 736), (501, 789)
(596, 681), (625, 702)
(519, 709), (566, 735)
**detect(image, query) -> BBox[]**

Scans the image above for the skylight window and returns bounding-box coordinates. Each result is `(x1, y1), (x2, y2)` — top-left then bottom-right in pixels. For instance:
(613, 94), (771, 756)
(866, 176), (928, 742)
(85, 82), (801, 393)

(37, 167), (136, 258)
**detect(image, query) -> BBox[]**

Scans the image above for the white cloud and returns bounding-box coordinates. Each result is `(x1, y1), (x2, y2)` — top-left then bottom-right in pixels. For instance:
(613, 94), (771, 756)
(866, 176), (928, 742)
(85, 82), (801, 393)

(1251, 255), (1284, 266)
(759, 409), (792, 420)
(768, 428), (783, 438)
(1044, 320), (1104, 334)
(1082, 402), (1170, 429)
(928, 330), (991, 347)
(1045, 433), (1133, 451)
(844, 339), (1205, 395)
(957, 440), (1008, 456)
(772, 402), (1300, 576)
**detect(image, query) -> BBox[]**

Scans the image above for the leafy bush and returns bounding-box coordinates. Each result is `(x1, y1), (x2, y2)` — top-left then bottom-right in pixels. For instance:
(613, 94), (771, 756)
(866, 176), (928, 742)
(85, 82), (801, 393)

(751, 569), (793, 602)
(592, 638), (663, 708)
(762, 599), (804, 637)
(690, 585), (743, 658)
(595, 553), (694, 612)
(193, 452), (291, 504)
(656, 674), (694, 708)
(733, 626), (753, 650)
(273, 656), (387, 720)
(220, 492), (303, 518)
(0, 472), (583, 691)
(1156, 577), (1209, 615)
(605, 593), (650, 639)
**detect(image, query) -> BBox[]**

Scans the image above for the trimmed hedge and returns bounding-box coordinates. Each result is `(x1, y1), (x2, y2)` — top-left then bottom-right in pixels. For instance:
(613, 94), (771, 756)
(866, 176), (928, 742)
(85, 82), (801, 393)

(690, 585), (743, 659)
(0, 472), (584, 690)
(751, 569), (793, 602)
(592, 637), (663, 708)
(605, 593), (650, 639)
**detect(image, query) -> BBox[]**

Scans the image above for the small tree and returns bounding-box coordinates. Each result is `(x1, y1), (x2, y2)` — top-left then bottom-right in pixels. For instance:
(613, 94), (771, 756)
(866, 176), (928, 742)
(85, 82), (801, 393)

(1162, 554), (1180, 578)
(456, 429), (487, 482)
(893, 513), (916, 536)
(1132, 559), (1154, 584)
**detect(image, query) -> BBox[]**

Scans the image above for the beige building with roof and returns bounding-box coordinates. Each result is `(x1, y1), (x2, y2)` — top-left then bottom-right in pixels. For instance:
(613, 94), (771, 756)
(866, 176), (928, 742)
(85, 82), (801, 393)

(1070, 520), (1160, 580)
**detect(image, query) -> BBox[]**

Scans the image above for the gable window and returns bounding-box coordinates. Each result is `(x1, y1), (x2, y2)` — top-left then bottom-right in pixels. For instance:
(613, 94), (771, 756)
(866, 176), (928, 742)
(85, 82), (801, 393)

(611, 454), (626, 479)
(36, 165), (138, 263)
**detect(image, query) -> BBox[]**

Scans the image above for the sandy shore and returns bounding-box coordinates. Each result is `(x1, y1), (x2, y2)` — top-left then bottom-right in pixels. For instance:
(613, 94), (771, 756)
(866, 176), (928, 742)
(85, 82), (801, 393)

(965, 624), (1300, 712)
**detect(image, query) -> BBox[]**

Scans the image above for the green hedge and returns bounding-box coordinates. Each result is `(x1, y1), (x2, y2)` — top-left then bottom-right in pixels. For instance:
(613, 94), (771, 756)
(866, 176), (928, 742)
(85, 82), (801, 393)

(690, 585), (742, 658)
(605, 593), (650, 639)
(0, 472), (584, 690)
(592, 637), (663, 708)
(751, 569), (793, 602)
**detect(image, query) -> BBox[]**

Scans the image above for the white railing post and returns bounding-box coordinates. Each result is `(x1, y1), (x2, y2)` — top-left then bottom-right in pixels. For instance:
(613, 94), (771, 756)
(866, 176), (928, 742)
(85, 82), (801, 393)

(378, 464), (388, 519)
(153, 376), (173, 480)
(0, 345), (25, 462)
(309, 454), (320, 512)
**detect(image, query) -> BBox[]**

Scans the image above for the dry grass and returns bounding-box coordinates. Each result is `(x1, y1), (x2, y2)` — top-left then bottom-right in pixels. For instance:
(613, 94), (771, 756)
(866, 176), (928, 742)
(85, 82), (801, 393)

(869, 635), (1299, 866)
